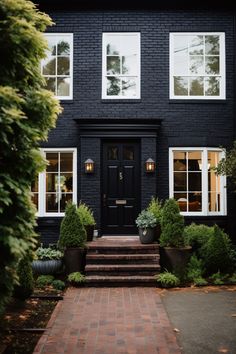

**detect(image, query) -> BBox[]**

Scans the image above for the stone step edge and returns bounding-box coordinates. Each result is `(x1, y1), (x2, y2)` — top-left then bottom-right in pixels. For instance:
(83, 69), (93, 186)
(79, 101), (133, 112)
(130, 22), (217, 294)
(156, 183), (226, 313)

(85, 275), (158, 282)
(85, 264), (160, 270)
(86, 253), (160, 259)
(87, 244), (159, 249)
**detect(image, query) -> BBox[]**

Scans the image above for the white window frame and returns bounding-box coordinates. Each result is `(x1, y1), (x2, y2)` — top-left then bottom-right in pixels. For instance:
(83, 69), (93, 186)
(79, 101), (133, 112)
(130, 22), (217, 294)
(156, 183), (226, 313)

(36, 148), (77, 217)
(169, 147), (227, 216)
(102, 32), (141, 99)
(42, 33), (73, 100)
(169, 32), (226, 100)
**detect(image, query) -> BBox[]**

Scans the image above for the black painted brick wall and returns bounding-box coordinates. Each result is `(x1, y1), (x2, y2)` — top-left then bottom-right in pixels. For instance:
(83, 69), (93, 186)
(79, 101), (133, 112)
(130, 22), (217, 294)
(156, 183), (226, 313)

(37, 9), (236, 243)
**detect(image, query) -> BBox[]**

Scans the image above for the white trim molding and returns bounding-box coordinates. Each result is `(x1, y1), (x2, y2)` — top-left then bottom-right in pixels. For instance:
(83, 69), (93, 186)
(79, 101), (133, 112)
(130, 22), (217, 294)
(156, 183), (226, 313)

(169, 32), (225, 100)
(42, 33), (73, 100)
(102, 32), (141, 99)
(169, 147), (227, 216)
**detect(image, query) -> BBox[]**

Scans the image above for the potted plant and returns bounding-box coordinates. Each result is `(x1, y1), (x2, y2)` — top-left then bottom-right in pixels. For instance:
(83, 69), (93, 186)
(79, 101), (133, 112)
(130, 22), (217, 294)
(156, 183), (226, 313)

(147, 197), (162, 242)
(135, 210), (157, 244)
(32, 247), (63, 275)
(58, 202), (87, 274)
(77, 202), (96, 242)
(159, 198), (192, 276)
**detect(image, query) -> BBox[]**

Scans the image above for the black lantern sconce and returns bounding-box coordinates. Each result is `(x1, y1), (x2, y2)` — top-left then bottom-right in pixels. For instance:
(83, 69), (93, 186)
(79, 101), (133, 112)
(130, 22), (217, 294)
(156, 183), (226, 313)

(84, 158), (94, 174)
(145, 158), (155, 173)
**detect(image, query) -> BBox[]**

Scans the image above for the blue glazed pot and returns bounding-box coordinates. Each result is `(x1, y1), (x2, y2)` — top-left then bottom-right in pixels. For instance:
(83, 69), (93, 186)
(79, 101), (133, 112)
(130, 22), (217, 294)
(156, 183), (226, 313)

(32, 259), (62, 275)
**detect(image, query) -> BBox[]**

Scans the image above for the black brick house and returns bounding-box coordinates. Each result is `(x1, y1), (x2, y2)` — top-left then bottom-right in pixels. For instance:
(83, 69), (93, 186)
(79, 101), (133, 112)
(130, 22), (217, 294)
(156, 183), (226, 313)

(34, 0), (236, 245)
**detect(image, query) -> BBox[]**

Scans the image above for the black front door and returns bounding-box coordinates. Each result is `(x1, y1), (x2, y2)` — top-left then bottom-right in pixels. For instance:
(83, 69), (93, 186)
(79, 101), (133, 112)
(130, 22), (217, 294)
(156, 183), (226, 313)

(102, 140), (140, 235)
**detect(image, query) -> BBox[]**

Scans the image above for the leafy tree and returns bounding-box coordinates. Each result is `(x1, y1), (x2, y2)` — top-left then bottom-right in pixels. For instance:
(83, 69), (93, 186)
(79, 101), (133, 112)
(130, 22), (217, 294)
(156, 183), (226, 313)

(216, 141), (236, 190)
(0, 0), (61, 313)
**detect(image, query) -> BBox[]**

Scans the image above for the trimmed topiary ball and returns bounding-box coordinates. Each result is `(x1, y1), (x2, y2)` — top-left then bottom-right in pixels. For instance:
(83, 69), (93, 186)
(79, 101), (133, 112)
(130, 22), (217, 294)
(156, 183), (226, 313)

(14, 256), (34, 300)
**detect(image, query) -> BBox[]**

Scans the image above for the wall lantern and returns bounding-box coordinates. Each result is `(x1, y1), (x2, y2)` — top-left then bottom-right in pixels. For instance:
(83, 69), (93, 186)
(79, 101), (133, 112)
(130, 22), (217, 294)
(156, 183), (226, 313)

(85, 158), (94, 174)
(145, 158), (155, 173)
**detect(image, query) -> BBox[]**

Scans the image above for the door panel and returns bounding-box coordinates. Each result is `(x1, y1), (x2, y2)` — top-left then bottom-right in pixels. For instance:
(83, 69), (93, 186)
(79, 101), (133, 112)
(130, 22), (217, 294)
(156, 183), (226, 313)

(102, 141), (140, 234)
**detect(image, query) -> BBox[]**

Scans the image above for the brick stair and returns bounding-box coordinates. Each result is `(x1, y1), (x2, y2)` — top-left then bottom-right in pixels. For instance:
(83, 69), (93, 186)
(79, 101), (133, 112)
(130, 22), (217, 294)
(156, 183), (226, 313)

(85, 236), (160, 286)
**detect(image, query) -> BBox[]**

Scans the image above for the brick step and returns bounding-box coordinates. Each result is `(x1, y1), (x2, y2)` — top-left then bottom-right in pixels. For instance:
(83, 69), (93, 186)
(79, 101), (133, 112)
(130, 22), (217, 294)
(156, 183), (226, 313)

(85, 275), (158, 287)
(85, 264), (160, 276)
(87, 244), (159, 255)
(86, 253), (160, 265)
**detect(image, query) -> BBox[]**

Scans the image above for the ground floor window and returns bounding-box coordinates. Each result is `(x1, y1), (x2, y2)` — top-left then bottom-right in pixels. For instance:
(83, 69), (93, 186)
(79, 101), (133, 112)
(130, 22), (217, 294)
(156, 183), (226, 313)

(31, 148), (77, 216)
(169, 147), (226, 215)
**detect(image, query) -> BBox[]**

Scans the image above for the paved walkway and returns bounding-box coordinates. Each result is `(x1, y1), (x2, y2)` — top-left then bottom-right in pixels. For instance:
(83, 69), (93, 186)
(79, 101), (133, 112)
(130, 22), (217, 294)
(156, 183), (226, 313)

(34, 287), (181, 354)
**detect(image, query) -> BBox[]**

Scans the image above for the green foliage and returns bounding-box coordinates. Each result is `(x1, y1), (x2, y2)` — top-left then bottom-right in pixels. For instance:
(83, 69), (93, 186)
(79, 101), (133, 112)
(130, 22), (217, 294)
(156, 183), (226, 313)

(160, 199), (185, 247)
(135, 210), (157, 229)
(36, 275), (54, 287)
(147, 197), (162, 224)
(183, 223), (214, 253)
(14, 256), (34, 300)
(155, 271), (180, 288)
(193, 277), (208, 287)
(215, 141), (236, 190)
(228, 274), (236, 284)
(35, 247), (63, 260)
(52, 279), (65, 290)
(209, 271), (225, 285)
(67, 272), (86, 284)
(201, 225), (232, 275)
(187, 255), (204, 281)
(77, 202), (96, 226)
(0, 0), (61, 313)
(59, 203), (86, 248)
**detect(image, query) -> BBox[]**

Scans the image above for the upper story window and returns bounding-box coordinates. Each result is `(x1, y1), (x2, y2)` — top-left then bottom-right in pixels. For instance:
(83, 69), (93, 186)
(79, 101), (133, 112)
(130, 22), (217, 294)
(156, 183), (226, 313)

(102, 33), (140, 99)
(31, 148), (77, 216)
(41, 34), (73, 100)
(169, 33), (225, 99)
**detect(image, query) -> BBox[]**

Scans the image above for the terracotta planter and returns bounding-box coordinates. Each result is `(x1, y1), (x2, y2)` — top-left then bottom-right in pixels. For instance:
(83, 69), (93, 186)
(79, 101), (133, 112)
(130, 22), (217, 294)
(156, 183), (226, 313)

(160, 246), (192, 275)
(32, 259), (62, 275)
(64, 247), (86, 274)
(85, 225), (95, 242)
(138, 227), (155, 244)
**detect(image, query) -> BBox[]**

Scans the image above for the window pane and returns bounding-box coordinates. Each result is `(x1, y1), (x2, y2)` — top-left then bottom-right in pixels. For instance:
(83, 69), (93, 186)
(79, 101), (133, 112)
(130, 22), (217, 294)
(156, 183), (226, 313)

(122, 78), (137, 97)
(107, 37), (120, 55)
(174, 76), (188, 96)
(58, 57), (70, 75)
(57, 78), (70, 96)
(174, 36), (188, 55)
(46, 193), (59, 212)
(208, 171), (218, 192)
(46, 37), (56, 56)
(205, 35), (219, 55)
(174, 172), (187, 191)
(122, 35), (138, 56)
(189, 193), (202, 211)
(205, 56), (219, 75)
(45, 77), (56, 94)
(174, 151), (187, 171)
(190, 77), (204, 96)
(107, 77), (120, 96)
(122, 55), (137, 75)
(205, 77), (220, 96)
(107, 56), (120, 75)
(108, 147), (118, 160)
(60, 173), (73, 192)
(46, 153), (58, 172)
(46, 173), (58, 192)
(60, 153), (73, 171)
(57, 40), (70, 55)
(189, 56), (204, 75)
(188, 151), (201, 171)
(42, 57), (56, 75)
(189, 35), (204, 55)
(174, 55), (188, 75)
(208, 192), (220, 212)
(60, 194), (73, 212)
(188, 172), (202, 191)
(174, 193), (187, 212)
(123, 146), (134, 160)
(31, 194), (38, 209)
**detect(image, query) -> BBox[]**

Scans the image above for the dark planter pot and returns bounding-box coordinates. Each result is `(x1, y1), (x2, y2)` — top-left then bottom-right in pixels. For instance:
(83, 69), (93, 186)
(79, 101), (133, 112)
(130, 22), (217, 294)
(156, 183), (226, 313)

(64, 247), (86, 274)
(138, 227), (155, 244)
(32, 259), (62, 275)
(85, 225), (95, 242)
(160, 246), (192, 275)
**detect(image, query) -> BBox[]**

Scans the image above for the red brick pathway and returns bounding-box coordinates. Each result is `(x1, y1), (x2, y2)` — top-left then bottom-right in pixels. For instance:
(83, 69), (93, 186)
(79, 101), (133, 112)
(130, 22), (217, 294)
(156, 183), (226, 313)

(34, 287), (181, 354)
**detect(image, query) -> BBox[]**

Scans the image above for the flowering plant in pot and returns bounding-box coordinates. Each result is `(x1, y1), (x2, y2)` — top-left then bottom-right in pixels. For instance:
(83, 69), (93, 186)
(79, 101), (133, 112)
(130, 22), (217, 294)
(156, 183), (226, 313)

(32, 247), (63, 275)
(77, 202), (96, 242)
(135, 210), (157, 244)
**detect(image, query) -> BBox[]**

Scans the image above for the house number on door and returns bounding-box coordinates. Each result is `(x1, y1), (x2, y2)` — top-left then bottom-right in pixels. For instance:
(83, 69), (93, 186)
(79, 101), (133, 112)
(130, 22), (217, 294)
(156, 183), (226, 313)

(119, 172), (123, 181)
